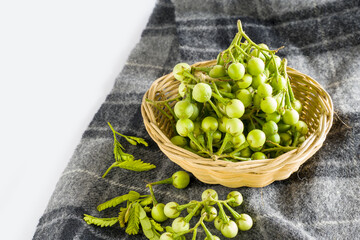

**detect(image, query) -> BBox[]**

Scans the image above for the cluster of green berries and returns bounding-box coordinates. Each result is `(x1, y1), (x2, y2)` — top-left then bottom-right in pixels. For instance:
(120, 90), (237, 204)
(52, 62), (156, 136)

(164, 20), (308, 161)
(159, 189), (253, 239)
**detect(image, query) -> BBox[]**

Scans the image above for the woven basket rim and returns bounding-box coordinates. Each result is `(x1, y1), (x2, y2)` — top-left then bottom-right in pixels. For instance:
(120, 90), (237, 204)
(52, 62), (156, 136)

(141, 59), (334, 187)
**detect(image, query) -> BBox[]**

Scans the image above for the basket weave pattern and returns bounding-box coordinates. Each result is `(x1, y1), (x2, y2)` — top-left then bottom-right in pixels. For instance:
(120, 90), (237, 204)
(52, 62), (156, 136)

(141, 60), (333, 188)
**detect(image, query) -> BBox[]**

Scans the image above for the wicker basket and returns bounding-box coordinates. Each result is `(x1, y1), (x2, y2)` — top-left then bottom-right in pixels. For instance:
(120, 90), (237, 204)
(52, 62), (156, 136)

(141, 60), (333, 188)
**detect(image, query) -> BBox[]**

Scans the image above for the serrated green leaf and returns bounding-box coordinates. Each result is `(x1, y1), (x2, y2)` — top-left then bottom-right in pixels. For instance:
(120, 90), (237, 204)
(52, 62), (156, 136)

(83, 214), (118, 227)
(140, 196), (153, 206)
(125, 203), (140, 235)
(150, 219), (164, 232)
(116, 159), (156, 172)
(97, 191), (140, 212)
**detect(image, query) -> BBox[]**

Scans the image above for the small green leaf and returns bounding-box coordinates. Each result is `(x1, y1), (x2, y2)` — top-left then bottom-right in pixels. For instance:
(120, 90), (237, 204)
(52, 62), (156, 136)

(125, 137), (138, 145)
(83, 214), (118, 227)
(127, 136), (149, 147)
(140, 217), (152, 230)
(139, 205), (147, 219)
(97, 191), (140, 211)
(116, 159), (156, 172)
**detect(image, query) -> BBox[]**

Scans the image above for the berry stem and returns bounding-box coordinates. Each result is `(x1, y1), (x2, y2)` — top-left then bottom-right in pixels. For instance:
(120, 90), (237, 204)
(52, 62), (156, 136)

(206, 131), (214, 154)
(177, 201), (198, 212)
(261, 145), (296, 153)
(146, 184), (158, 205)
(148, 177), (173, 186)
(184, 203), (202, 223)
(182, 71), (199, 82)
(201, 221), (215, 240)
(102, 162), (118, 178)
(223, 202), (241, 220)
(188, 133), (210, 155)
(292, 131), (300, 147)
(252, 116), (265, 126)
(217, 202), (230, 224)
(216, 133), (232, 156)
(207, 99), (223, 118)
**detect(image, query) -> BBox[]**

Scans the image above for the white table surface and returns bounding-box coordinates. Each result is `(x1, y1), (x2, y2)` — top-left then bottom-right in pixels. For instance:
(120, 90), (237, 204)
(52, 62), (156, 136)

(0, 1), (157, 239)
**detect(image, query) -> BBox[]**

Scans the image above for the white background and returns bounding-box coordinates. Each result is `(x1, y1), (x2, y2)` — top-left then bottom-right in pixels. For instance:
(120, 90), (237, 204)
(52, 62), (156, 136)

(0, 1), (157, 239)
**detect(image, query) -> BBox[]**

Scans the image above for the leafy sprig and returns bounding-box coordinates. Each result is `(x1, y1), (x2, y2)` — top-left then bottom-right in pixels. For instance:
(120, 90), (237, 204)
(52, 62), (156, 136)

(84, 190), (163, 240)
(102, 122), (156, 178)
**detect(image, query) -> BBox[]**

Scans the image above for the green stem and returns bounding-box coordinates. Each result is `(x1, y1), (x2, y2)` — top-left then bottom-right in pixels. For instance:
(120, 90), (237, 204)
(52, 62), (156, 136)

(285, 88), (291, 109)
(219, 91), (235, 99)
(184, 203), (202, 223)
(102, 162), (118, 178)
(172, 213), (206, 239)
(183, 71), (198, 82)
(237, 20), (279, 55)
(261, 146), (297, 153)
(206, 131), (214, 154)
(148, 177), (173, 186)
(145, 96), (181, 104)
(252, 116), (265, 126)
(211, 92), (227, 103)
(212, 81), (222, 98)
(188, 132), (210, 155)
(217, 202), (230, 224)
(192, 229), (197, 240)
(216, 133), (232, 156)
(230, 141), (249, 155)
(146, 184), (158, 205)
(207, 99), (223, 118)
(278, 91), (286, 113)
(193, 67), (212, 73)
(146, 99), (173, 120)
(227, 47), (236, 63)
(234, 44), (250, 57)
(223, 202), (241, 220)
(177, 202), (198, 212)
(287, 77), (295, 103)
(201, 221), (215, 240)
(164, 102), (178, 121)
(273, 54), (280, 77)
(292, 131), (300, 147)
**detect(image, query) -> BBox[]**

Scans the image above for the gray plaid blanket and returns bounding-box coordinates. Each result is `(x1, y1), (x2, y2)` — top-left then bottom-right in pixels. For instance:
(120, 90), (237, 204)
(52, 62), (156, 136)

(33, 0), (360, 239)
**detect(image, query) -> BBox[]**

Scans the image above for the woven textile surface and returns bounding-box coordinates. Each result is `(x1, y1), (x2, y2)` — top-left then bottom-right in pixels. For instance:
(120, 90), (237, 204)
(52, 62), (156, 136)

(33, 0), (360, 239)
